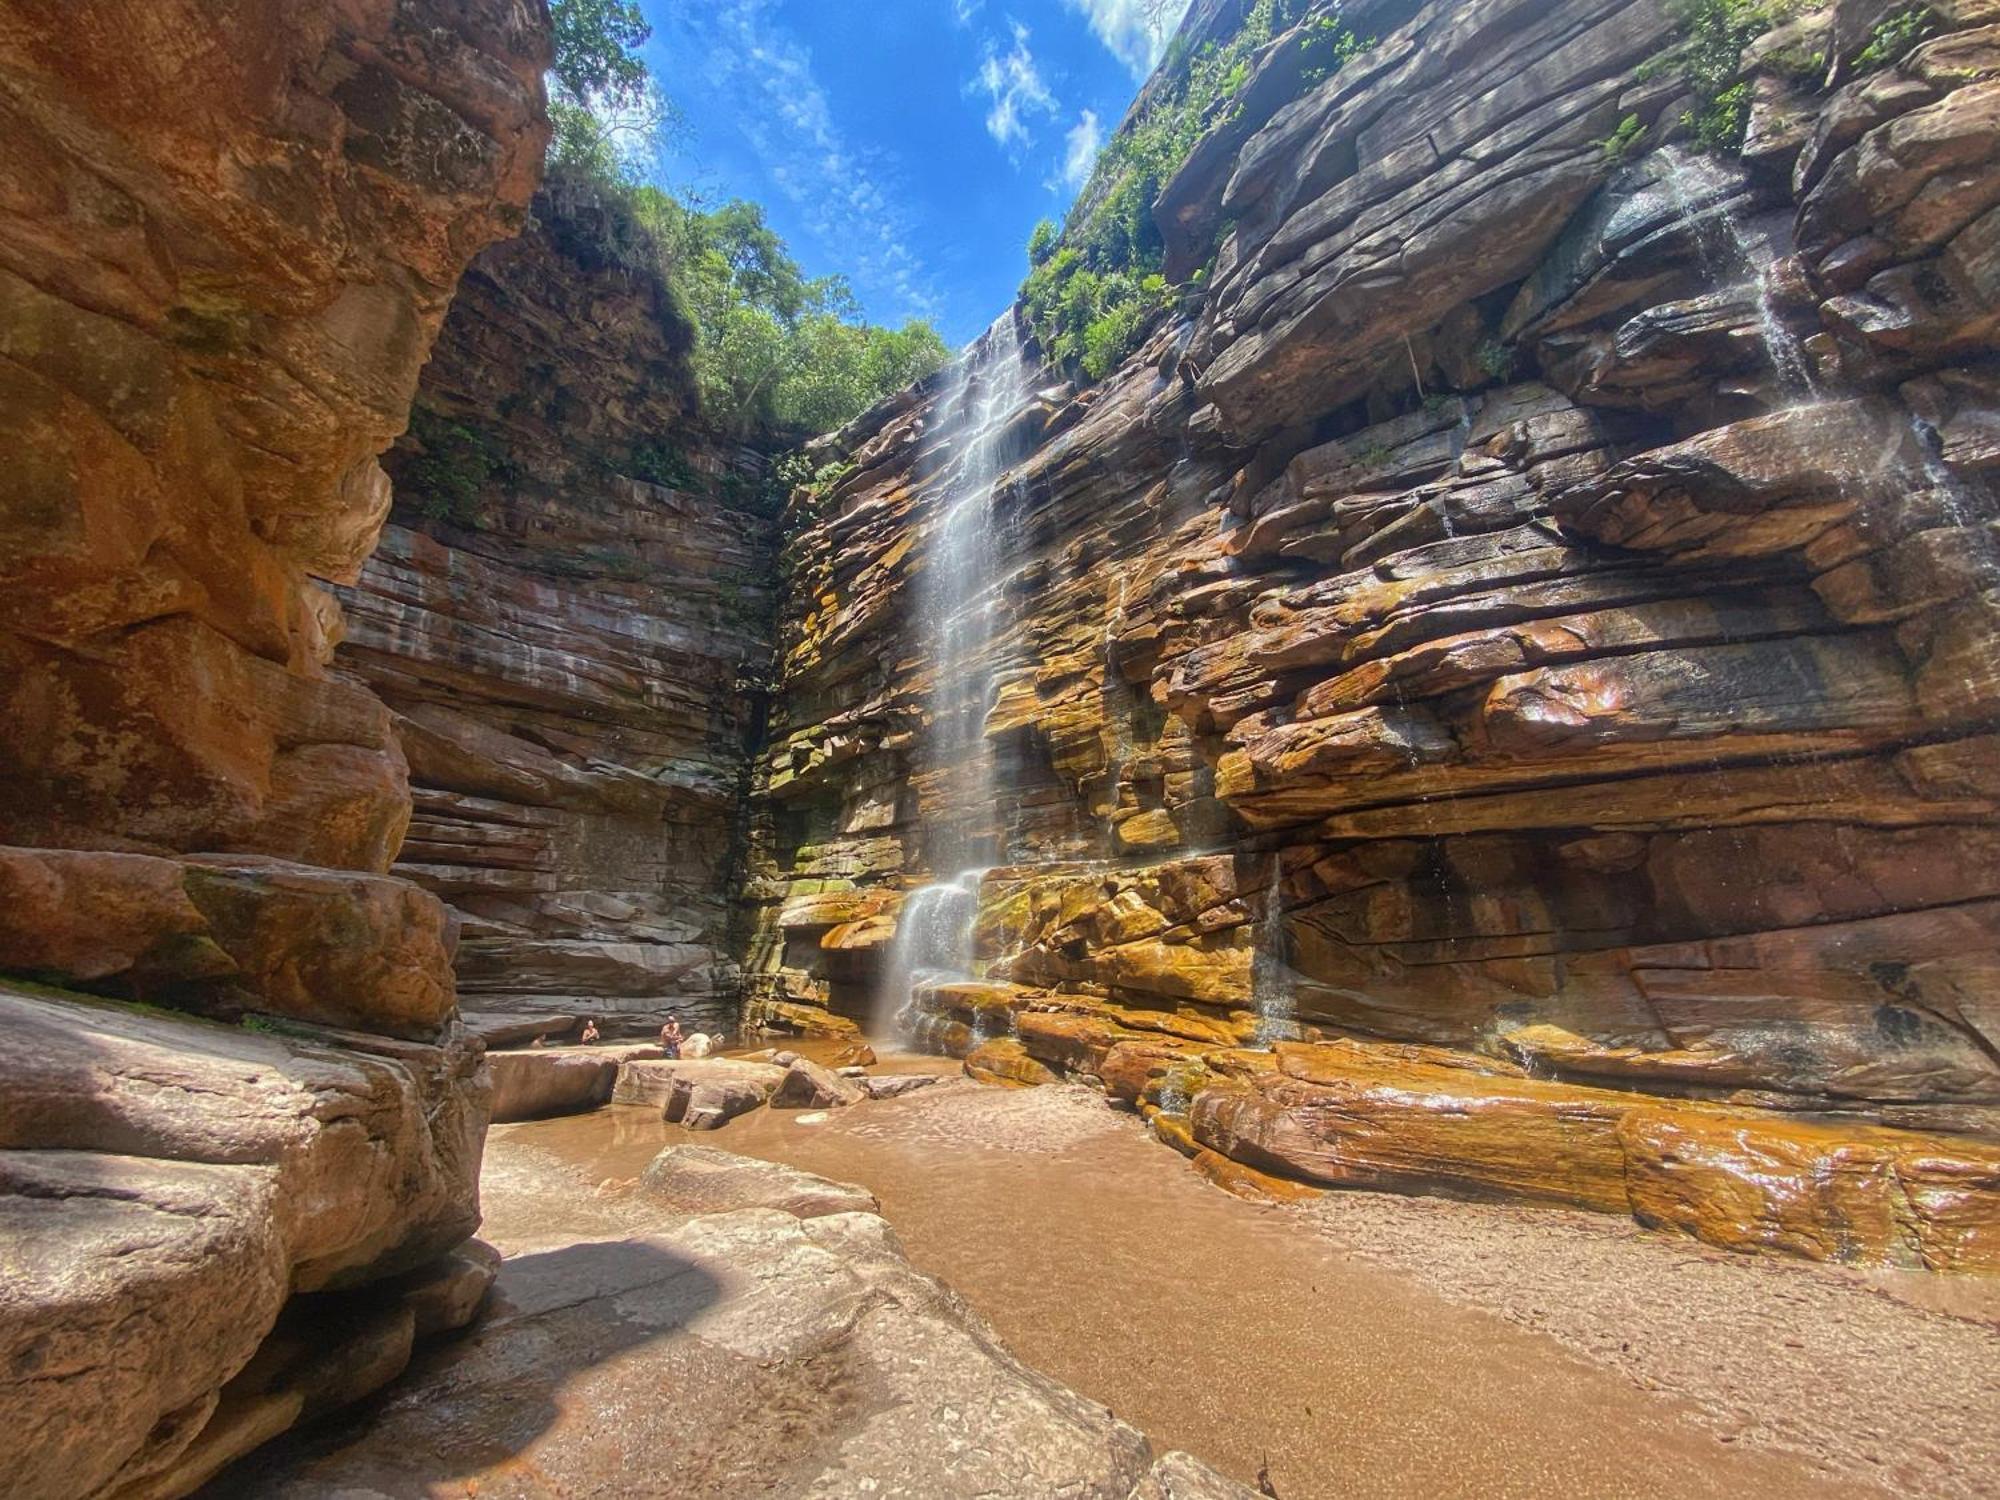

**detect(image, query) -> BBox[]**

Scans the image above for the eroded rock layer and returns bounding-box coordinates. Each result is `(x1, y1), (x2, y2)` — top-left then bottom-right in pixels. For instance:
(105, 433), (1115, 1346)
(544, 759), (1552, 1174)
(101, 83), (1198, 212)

(749, 0), (2000, 1265)
(335, 186), (780, 1038)
(0, 0), (548, 1492)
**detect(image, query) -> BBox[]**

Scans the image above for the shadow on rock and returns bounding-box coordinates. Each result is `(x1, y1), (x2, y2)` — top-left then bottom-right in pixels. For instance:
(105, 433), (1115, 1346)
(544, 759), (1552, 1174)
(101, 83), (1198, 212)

(196, 1238), (734, 1497)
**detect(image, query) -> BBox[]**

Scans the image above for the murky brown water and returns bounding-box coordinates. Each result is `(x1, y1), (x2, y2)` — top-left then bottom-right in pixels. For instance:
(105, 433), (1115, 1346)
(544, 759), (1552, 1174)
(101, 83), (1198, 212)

(501, 1067), (1892, 1500)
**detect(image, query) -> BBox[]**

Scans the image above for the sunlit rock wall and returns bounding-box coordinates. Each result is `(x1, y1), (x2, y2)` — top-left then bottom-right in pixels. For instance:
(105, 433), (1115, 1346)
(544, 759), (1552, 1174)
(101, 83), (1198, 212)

(334, 186), (780, 1039)
(749, 0), (2000, 1191)
(0, 0), (548, 1492)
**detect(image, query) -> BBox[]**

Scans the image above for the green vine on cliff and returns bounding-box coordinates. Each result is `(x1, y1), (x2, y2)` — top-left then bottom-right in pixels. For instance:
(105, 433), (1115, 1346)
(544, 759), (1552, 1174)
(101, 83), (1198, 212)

(1020, 0), (1372, 381)
(1649, 0), (1811, 155)
(402, 407), (512, 527)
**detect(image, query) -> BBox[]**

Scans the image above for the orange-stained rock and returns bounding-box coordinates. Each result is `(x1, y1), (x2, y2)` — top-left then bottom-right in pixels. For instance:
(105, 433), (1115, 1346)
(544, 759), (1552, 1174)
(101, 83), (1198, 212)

(1014, 1010), (1141, 1077)
(963, 1038), (1059, 1089)
(0, 846), (458, 1040)
(1191, 1148), (1326, 1205)
(0, 0), (548, 873)
(1148, 1111), (1201, 1158)
(1195, 1036), (2000, 1270)
(1100, 1037), (1220, 1105)
(1620, 1109), (2000, 1272)
(1195, 1057), (1640, 1214)
(760, 1001), (863, 1040)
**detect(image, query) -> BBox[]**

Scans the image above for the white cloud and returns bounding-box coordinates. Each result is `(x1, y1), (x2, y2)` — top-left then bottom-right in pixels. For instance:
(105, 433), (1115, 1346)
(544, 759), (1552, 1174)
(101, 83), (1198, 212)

(974, 20), (1058, 150)
(671, 0), (941, 323)
(1061, 0), (1193, 77)
(951, 0), (984, 24)
(1056, 108), (1102, 192)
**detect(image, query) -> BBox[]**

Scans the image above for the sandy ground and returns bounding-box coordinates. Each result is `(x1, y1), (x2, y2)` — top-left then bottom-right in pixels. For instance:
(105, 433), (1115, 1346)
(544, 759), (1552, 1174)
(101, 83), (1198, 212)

(508, 1076), (2000, 1499)
(1298, 1181), (2000, 1500)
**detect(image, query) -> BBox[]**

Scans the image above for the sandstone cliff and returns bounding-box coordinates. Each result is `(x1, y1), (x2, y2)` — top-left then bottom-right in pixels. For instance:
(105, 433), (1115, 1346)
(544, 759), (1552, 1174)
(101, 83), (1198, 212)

(0, 1), (549, 1492)
(749, 0), (2000, 1268)
(332, 179), (780, 1041)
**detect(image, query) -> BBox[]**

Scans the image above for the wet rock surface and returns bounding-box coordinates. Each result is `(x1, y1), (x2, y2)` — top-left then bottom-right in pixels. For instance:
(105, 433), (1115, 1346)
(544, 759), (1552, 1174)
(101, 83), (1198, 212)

(640, 1143), (880, 1218)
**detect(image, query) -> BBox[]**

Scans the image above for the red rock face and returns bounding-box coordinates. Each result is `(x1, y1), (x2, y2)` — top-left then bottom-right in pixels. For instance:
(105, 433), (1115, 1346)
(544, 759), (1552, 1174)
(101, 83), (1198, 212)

(0, 3), (548, 1493)
(749, 0), (2000, 1255)
(331, 187), (781, 1039)
(0, 0), (548, 869)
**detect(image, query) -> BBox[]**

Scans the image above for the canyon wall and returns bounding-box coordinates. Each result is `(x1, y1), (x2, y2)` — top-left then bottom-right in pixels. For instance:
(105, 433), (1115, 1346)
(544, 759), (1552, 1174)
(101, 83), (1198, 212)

(750, 0), (2000, 1267)
(0, 0), (549, 1493)
(334, 183), (779, 1041)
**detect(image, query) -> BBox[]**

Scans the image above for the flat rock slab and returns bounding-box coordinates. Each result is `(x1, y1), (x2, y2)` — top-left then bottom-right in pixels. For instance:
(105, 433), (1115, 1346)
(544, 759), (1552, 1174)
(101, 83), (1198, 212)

(639, 1145), (879, 1218)
(491, 1045), (666, 1123)
(613, 1058), (788, 1128)
(205, 1144), (1254, 1499)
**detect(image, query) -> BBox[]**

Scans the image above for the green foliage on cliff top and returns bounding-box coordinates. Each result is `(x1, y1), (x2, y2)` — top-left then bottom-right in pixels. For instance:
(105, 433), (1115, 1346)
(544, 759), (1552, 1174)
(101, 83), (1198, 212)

(1652, 0), (1812, 154)
(543, 0), (948, 440)
(1021, 0), (1370, 381)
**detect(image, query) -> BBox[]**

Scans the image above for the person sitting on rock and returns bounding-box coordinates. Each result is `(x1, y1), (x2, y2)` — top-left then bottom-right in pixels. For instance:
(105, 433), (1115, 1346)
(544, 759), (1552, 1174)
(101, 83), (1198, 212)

(658, 1012), (683, 1059)
(579, 1019), (600, 1045)
(530, 1033), (550, 1048)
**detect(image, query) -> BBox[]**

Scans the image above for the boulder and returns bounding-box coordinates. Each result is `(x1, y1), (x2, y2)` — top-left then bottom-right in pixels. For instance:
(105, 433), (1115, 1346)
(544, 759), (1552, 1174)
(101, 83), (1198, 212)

(488, 1050), (619, 1123)
(0, 847), (458, 1040)
(638, 1145), (878, 1218)
(965, 1038), (1060, 1089)
(0, 982), (487, 1498)
(612, 1059), (788, 1127)
(769, 1057), (868, 1110)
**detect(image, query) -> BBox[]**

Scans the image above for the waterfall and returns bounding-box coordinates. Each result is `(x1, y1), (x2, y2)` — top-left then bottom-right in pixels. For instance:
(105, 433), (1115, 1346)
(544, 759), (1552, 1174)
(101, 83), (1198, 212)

(918, 313), (1034, 870)
(1655, 145), (1818, 400)
(1251, 854), (1295, 1046)
(880, 316), (1033, 1043)
(876, 869), (984, 1041)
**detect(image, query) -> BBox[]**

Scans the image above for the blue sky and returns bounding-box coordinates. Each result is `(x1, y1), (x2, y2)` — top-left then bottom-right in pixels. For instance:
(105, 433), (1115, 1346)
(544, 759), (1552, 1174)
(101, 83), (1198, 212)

(637, 0), (1190, 345)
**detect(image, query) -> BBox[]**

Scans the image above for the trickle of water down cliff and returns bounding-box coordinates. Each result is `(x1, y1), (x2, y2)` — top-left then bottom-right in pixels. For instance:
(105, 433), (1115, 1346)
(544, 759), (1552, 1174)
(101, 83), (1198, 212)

(5, 0), (2000, 1496)
(751, 0), (2000, 1275)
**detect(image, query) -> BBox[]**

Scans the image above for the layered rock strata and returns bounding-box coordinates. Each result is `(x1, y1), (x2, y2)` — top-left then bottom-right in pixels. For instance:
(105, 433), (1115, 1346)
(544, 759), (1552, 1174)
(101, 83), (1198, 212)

(335, 185), (780, 1039)
(748, 0), (2000, 1267)
(0, 0), (548, 1491)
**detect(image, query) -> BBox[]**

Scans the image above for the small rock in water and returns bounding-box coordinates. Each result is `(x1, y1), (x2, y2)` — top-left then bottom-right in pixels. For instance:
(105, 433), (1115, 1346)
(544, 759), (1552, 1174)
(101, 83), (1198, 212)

(771, 1057), (867, 1109)
(793, 1110), (830, 1126)
(862, 1074), (939, 1100)
(773, 1050), (800, 1067)
(836, 1065), (867, 1078)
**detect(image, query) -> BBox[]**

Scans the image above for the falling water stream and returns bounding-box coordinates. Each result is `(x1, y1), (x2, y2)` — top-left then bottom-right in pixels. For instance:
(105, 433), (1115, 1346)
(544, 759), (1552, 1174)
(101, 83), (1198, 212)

(877, 316), (1036, 1040)
(1655, 146), (1819, 399)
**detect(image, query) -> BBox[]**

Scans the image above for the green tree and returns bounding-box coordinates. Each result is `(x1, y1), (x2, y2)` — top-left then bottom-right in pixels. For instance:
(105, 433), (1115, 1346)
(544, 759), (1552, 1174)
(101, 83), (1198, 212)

(550, 0), (650, 109)
(537, 0), (950, 438)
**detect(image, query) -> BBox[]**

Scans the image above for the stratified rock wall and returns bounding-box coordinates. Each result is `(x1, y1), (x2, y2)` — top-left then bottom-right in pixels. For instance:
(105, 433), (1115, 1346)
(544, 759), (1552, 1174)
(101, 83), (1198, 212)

(750, 0), (2000, 1263)
(0, 1), (548, 1493)
(334, 186), (780, 1038)
(0, 0), (548, 868)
